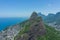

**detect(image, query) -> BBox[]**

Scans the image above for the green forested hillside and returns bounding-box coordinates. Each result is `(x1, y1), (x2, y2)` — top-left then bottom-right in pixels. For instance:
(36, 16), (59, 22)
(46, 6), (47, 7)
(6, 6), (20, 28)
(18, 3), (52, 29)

(37, 25), (60, 40)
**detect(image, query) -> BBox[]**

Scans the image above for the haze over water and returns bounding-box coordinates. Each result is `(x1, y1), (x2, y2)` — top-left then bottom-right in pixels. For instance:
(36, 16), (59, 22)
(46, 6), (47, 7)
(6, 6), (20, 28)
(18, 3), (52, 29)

(0, 18), (26, 31)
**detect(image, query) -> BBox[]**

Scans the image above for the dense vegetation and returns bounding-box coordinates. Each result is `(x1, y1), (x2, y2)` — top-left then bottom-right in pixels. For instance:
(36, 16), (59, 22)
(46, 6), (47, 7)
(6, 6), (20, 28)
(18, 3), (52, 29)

(37, 25), (60, 40)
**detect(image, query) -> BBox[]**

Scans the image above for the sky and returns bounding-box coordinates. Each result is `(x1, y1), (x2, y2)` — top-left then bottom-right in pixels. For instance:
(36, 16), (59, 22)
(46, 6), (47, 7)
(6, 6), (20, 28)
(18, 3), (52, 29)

(0, 0), (60, 17)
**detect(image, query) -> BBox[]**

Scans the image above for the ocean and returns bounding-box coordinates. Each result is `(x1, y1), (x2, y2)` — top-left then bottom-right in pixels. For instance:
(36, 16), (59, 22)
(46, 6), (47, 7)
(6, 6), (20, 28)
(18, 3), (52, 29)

(0, 17), (27, 31)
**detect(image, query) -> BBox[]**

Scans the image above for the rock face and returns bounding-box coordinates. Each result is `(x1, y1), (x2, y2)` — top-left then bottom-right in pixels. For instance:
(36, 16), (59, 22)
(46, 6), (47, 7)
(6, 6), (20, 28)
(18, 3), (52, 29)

(30, 12), (38, 20)
(16, 12), (46, 40)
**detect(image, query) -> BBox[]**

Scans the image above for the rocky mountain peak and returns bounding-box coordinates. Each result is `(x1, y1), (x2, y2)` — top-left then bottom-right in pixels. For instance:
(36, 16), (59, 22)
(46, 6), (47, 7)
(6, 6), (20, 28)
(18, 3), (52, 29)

(30, 12), (38, 20)
(15, 12), (46, 40)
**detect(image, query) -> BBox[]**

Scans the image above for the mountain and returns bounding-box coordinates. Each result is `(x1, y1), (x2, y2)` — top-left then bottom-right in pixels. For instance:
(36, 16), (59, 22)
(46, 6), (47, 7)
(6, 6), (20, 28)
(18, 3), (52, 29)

(38, 12), (46, 20)
(45, 12), (60, 24)
(55, 12), (60, 25)
(38, 12), (46, 18)
(14, 12), (60, 40)
(45, 13), (55, 23)
(15, 12), (46, 40)
(38, 13), (55, 23)
(38, 12), (60, 30)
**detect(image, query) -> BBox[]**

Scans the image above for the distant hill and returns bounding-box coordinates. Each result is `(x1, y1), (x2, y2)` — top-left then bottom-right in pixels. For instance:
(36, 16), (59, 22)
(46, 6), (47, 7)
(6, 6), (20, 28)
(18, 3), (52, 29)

(38, 12), (60, 25)
(14, 12), (60, 40)
(55, 12), (60, 25)
(38, 12), (60, 30)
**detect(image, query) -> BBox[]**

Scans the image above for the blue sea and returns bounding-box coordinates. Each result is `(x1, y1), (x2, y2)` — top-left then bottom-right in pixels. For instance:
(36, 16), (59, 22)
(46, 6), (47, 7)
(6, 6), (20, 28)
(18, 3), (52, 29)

(0, 17), (27, 31)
